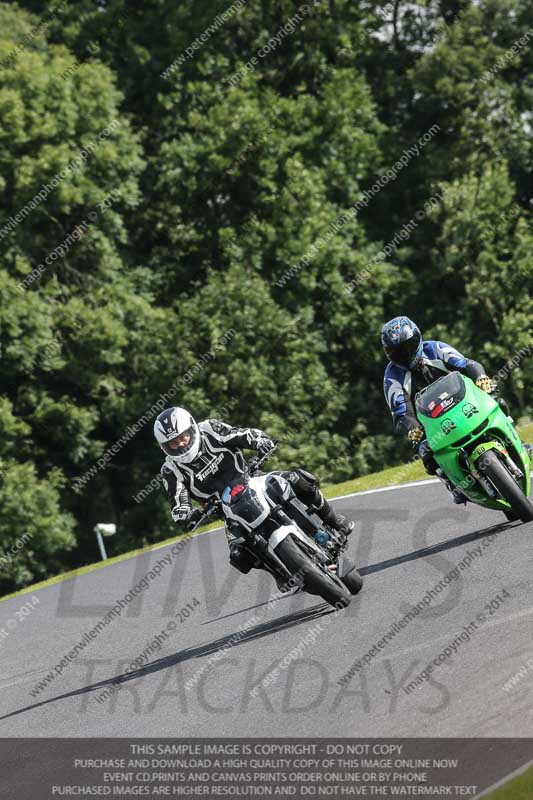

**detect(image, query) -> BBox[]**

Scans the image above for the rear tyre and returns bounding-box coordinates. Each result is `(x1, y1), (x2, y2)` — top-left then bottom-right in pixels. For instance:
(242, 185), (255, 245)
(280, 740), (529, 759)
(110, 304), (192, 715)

(275, 535), (351, 608)
(341, 569), (364, 595)
(479, 451), (533, 523)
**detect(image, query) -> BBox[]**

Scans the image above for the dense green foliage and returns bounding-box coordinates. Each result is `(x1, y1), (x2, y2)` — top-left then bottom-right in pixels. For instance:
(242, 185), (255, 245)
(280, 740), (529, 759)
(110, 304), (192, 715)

(1, 0), (531, 592)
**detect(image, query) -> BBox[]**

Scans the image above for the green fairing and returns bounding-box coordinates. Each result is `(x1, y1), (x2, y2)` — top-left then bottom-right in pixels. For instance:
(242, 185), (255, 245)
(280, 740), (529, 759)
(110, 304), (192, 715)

(416, 375), (531, 511)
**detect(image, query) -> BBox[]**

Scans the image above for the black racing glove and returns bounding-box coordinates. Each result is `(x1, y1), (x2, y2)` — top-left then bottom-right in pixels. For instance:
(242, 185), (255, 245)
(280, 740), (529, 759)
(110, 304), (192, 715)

(171, 503), (192, 524)
(257, 436), (276, 456)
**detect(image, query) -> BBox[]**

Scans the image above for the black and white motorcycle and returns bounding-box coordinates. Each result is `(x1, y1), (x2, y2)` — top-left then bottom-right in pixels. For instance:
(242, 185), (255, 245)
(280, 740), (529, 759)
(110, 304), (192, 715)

(191, 449), (363, 608)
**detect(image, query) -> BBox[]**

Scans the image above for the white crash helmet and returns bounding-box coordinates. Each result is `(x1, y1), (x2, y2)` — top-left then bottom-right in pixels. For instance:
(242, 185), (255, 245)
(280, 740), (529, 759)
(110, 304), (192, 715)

(153, 407), (201, 463)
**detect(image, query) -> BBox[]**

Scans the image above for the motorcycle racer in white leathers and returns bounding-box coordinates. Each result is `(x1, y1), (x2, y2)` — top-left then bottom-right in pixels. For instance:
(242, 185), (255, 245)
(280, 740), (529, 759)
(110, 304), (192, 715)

(154, 407), (353, 575)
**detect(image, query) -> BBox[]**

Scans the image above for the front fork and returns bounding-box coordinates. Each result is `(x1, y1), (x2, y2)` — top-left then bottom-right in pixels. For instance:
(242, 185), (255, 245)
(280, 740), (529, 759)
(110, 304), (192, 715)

(274, 502), (341, 556)
(468, 440), (524, 497)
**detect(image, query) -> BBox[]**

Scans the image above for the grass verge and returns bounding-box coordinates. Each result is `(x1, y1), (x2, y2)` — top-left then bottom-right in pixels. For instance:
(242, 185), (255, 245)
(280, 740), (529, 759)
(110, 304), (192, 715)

(480, 764), (533, 799)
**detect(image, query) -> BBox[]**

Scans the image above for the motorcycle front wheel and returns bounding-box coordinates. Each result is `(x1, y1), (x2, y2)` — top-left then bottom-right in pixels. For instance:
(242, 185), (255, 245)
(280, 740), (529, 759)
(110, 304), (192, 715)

(275, 535), (352, 608)
(340, 569), (364, 595)
(479, 450), (533, 523)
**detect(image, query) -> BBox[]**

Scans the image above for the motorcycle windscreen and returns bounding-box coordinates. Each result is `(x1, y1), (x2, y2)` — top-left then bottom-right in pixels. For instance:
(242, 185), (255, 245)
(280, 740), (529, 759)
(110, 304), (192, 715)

(227, 486), (269, 525)
(415, 372), (466, 419)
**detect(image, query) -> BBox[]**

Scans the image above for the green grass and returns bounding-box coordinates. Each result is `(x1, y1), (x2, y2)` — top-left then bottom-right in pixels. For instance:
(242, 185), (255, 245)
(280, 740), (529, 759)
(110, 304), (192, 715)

(323, 457), (426, 498)
(518, 420), (533, 444)
(2, 421), (531, 605)
(480, 765), (533, 799)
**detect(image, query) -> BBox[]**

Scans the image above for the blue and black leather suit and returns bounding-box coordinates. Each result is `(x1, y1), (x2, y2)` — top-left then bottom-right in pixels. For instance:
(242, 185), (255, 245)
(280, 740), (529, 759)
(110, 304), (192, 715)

(383, 340), (486, 440)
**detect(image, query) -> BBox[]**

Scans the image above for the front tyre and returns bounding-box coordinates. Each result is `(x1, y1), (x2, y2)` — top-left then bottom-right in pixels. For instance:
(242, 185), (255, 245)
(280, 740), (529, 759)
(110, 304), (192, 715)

(479, 450), (533, 523)
(341, 569), (364, 595)
(275, 535), (352, 608)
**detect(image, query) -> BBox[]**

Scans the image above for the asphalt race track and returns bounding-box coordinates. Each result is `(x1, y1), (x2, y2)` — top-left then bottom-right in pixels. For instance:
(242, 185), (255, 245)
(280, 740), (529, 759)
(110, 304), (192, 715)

(1, 479), (532, 737)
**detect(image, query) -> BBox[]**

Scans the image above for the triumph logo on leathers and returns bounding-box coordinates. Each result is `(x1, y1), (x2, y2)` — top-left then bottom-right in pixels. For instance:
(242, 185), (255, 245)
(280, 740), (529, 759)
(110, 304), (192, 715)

(197, 453), (224, 480)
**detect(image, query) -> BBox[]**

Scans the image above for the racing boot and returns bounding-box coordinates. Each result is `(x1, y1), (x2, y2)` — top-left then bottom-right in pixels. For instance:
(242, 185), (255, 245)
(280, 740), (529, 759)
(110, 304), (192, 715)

(287, 469), (354, 537)
(315, 495), (354, 537)
(437, 470), (469, 505)
(451, 487), (469, 505)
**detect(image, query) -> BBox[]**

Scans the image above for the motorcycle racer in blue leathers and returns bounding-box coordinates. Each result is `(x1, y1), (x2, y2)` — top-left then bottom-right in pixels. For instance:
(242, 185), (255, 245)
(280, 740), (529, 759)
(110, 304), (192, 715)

(381, 316), (494, 501)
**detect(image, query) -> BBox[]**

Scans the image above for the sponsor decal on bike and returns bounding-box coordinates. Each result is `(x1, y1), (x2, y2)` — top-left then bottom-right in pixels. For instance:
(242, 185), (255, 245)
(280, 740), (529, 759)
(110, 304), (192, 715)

(462, 403), (479, 418)
(430, 396), (455, 417)
(441, 419), (456, 434)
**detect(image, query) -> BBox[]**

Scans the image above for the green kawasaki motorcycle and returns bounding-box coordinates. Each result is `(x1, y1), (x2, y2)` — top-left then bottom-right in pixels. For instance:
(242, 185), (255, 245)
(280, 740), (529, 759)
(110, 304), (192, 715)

(415, 372), (533, 522)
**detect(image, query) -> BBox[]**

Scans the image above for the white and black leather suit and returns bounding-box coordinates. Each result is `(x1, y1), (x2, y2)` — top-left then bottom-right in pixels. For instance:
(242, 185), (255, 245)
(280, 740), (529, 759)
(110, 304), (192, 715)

(160, 419), (348, 573)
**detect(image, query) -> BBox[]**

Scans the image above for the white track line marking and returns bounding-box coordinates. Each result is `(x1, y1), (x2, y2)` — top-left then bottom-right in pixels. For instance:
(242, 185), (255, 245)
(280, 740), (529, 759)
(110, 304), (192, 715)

(150, 478), (440, 550)
(329, 477), (439, 502)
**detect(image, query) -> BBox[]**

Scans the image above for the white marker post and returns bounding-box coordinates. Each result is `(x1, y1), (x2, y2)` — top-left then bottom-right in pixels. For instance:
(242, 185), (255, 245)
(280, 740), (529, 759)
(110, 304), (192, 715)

(93, 523), (117, 561)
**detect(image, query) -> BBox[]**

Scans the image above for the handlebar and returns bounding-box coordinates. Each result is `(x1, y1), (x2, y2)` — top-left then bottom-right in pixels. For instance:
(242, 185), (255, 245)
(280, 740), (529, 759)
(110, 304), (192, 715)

(247, 441), (278, 476)
(188, 499), (221, 532)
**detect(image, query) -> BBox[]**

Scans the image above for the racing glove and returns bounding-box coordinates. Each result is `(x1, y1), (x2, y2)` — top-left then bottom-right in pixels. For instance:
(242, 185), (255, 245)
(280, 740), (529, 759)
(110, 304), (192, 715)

(475, 375), (493, 393)
(185, 508), (204, 530)
(171, 503), (192, 524)
(407, 426), (425, 448)
(256, 436), (276, 456)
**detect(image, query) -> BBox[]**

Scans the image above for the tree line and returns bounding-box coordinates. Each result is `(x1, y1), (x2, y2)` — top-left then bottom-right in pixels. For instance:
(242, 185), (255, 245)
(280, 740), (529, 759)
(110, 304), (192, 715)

(0, 0), (531, 593)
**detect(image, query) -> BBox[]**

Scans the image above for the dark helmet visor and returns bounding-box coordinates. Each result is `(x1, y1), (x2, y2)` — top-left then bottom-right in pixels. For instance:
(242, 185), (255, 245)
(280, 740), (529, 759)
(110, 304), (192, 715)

(385, 329), (422, 367)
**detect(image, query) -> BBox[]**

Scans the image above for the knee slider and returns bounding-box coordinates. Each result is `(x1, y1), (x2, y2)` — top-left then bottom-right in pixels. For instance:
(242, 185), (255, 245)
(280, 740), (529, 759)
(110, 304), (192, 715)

(288, 469), (320, 506)
(291, 468), (319, 491)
